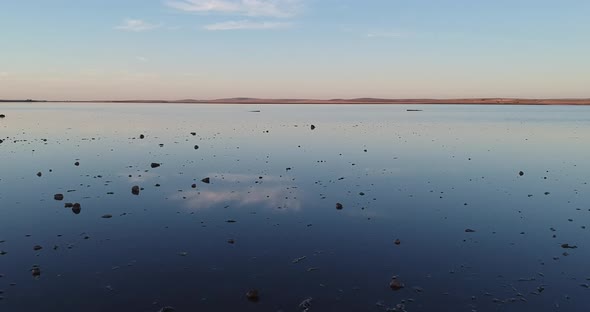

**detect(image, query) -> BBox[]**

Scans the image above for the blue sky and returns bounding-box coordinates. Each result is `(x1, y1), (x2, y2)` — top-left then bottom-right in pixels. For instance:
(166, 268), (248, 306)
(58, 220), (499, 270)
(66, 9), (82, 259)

(1, 0), (589, 100)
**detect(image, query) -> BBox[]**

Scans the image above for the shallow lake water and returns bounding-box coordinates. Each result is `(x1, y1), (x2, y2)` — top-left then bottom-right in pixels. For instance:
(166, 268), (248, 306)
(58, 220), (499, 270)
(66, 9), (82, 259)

(0, 103), (589, 311)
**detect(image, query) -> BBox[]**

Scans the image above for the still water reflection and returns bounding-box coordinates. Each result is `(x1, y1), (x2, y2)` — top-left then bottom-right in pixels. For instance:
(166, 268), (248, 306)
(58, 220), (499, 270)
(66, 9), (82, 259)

(0, 103), (589, 311)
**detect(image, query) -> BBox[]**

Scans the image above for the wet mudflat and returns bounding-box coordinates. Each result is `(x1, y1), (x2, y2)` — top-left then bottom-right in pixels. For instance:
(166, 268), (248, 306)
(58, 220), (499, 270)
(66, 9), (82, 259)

(0, 103), (589, 311)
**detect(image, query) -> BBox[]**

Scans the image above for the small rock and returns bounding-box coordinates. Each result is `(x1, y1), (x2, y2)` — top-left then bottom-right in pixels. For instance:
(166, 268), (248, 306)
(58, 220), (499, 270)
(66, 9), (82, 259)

(31, 266), (41, 278)
(36, 172), (42, 177)
(310, 125), (316, 130)
(299, 297), (313, 311)
(33, 245), (43, 251)
(151, 163), (161, 168)
(74, 161), (80, 166)
(139, 134), (145, 139)
(191, 184), (197, 189)
(0, 114), (5, 118)
(72, 205), (81, 215)
(194, 145), (199, 150)
(336, 203), (343, 210)
(101, 214), (113, 219)
(519, 171), (524, 176)
(246, 289), (259, 302)
(201, 177), (210, 184)
(132, 185), (140, 195)
(64, 203), (74, 208)
(394, 239), (401, 245)
(465, 229), (476, 233)
(54, 194), (64, 201)
(561, 243), (578, 249)
(227, 239), (235, 244)
(389, 278), (405, 290)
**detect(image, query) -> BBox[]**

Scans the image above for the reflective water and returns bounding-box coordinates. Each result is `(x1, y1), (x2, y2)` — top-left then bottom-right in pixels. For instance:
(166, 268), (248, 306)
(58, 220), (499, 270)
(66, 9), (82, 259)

(0, 103), (589, 311)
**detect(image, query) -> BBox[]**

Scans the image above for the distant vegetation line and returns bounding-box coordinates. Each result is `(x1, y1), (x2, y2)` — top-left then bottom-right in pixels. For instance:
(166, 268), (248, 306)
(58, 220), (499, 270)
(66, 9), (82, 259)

(2, 98), (590, 105)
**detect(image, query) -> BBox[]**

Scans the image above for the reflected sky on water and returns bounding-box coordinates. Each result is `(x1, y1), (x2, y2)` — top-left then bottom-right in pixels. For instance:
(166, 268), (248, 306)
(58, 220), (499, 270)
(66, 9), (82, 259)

(0, 103), (589, 311)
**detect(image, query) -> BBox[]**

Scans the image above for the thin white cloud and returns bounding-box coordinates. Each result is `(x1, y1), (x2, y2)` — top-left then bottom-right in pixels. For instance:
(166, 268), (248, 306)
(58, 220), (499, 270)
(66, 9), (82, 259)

(166, 0), (302, 18)
(116, 19), (161, 32)
(205, 20), (290, 30)
(367, 31), (405, 38)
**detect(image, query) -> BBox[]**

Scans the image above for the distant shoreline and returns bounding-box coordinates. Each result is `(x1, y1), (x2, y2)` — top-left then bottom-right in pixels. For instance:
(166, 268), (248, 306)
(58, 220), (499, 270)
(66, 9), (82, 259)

(2, 98), (590, 105)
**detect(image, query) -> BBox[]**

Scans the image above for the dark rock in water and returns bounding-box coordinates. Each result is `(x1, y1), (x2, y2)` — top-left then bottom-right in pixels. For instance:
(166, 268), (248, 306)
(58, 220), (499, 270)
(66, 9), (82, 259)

(139, 134), (145, 139)
(151, 163), (161, 168)
(465, 229), (476, 233)
(33, 245), (43, 251)
(54, 194), (64, 201)
(158, 307), (175, 312)
(561, 243), (578, 249)
(246, 289), (259, 302)
(0, 114), (5, 118)
(36, 172), (42, 177)
(299, 297), (313, 310)
(72, 204), (81, 214)
(74, 161), (80, 166)
(226, 220), (237, 223)
(519, 171), (524, 176)
(194, 145), (199, 150)
(101, 214), (113, 219)
(31, 266), (41, 278)
(190, 132), (196, 136)
(227, 239), (235, 244)
(132, 186), (140, 195)
(394, 239), (401, 245)
(201, 177), (210, 184)
(191, 184), (197, 189)
(310, 125), (316, 130)
(389, 278), (405, 290)
(64, 203), (74, 208)
(407, 109), (423, 112)
(336, 203), (343, 210)
(0, 139), (3, 144)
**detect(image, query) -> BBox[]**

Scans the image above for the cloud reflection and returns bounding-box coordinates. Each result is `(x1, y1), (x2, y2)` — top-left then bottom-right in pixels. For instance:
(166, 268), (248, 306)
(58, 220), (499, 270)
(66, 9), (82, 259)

(173, 173), (301, 211)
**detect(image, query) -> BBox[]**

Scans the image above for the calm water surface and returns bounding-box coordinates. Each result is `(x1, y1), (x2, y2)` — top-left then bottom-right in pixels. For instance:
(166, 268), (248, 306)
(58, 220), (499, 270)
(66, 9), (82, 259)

(0, 103), (589, 311)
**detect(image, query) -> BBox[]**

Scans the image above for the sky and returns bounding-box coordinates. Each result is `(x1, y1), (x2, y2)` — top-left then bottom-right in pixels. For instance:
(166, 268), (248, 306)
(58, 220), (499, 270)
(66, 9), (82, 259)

(0, 0), (589, 100)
